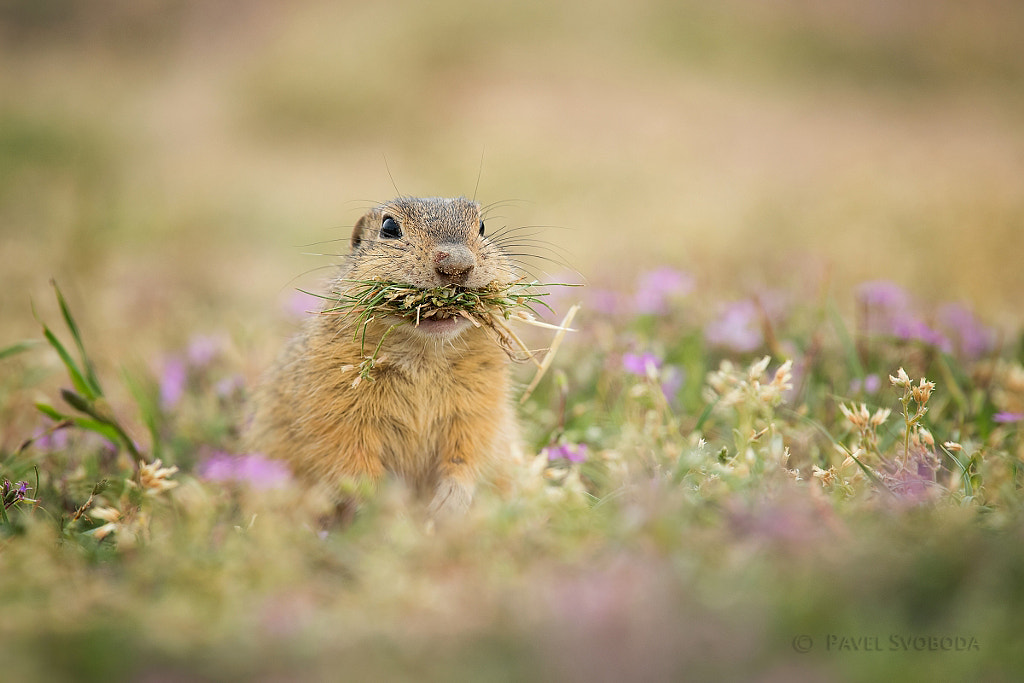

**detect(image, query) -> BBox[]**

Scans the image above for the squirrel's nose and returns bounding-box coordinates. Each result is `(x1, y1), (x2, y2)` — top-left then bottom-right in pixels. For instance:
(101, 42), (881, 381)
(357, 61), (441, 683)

(433, 245), (476, 284)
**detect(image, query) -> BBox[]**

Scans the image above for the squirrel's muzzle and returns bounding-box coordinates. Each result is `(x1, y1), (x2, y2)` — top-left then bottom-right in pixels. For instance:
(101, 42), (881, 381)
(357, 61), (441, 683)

(433, 245), (476, 285)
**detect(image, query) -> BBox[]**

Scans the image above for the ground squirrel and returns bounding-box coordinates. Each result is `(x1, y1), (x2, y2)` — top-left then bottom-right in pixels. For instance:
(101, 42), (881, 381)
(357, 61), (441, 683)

(247, 197), (520, 516)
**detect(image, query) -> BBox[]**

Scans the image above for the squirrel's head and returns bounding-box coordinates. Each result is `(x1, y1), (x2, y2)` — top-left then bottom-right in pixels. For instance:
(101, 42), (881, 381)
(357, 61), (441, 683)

(347, 197), (513, 290)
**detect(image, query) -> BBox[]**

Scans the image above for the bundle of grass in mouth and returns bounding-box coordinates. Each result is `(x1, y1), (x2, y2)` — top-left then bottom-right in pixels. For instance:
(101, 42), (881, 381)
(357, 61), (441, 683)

(311, 278), (578, 394)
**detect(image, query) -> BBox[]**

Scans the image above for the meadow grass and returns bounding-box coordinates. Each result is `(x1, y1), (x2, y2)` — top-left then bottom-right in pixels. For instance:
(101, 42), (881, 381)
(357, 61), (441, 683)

(1, 274), (1022, 682)
(312, 277), (570, 383)
(3, 2), (1024, 681)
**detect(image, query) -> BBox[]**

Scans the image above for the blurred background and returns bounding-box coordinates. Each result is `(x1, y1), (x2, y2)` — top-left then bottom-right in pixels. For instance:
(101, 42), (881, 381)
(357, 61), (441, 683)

(2, 0), (1023, 355)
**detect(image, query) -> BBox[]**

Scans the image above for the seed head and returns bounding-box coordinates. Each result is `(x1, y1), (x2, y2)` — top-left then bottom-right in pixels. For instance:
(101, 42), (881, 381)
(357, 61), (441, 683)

(911, 379), (936, 405)
(889, 367), (912, 388)
(870, 407), (891, 427)
(137, 459), (179, 496)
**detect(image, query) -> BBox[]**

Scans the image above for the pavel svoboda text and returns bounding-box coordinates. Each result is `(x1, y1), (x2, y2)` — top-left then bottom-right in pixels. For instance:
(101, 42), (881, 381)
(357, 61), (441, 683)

(826, 634), (980, 652)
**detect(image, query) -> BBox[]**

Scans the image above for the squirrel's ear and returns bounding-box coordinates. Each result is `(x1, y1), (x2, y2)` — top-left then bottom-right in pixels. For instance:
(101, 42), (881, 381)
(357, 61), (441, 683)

(351, 213), (372, 250)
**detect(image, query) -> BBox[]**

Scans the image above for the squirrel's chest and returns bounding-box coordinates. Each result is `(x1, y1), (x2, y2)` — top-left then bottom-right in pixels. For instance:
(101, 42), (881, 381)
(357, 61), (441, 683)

(374, 351), (506, 424)
(367, 356), (508, 478)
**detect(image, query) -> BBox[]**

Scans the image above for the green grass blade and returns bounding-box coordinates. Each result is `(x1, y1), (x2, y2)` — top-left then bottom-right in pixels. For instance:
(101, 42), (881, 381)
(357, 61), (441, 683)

(35, 401), (65, 421)
(121, 367), (163, 461)
(846, 450), (892, 492)
(70, 416), (123, 444)
(827, 299), (864, 378)
(935, 352), (968, 414)
(694, 398), (718, 431)
(60, 388), (93, 414)
(52, 280), (103, 397)
(36, 401), (122, 444)
(41, 323), (96, 400)
(59, 390), (141, 459)
(0, 339), (40, 361)
(940, 444), (973, 498)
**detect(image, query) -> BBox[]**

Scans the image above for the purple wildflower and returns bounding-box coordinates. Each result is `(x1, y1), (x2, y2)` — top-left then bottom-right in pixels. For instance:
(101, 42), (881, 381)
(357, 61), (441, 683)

(622, 352), (683, 402)
(858, 280), (911, 339)
(588, 289), (623, 317)
(857, 280), (909, 311)
(660, 366), (686, 404)
(545, 443), (589, 463)
(215, 374), (246, 398)
(160, 356), (187, 410)
(891, 317), (952, 353)
(187, 334), (225, 367)
(632, 267), (694, 315)
(197, 452), (292, 490)
(882, 448), (942, 504)
(622, 352), (661, 376)
(2, 480), (31, 510)
(992, 412), (1024, 424)
(937, 303), (995, 360)
(856, 281), (957, 353)
(704, 301), (763, 353)
(32, 425), (71, 451)
(851, 374), (882, 394)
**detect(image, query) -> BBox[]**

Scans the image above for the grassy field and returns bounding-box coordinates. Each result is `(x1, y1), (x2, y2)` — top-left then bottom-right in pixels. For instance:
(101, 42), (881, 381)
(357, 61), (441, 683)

(2, 1), (1024, 681)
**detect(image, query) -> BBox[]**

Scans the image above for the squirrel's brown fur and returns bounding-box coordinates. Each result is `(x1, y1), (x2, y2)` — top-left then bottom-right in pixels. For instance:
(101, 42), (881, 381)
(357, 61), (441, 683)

(247, 197), (519, 515)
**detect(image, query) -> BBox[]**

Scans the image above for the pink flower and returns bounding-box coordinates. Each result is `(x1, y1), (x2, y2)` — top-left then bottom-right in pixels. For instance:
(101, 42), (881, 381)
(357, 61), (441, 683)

(622, 352), (661, 376)
(857, 280), (909, 311)
(622, 352), (684, 402)
(197, 452), (292, 489)
(704, 301), (763, 353)
(32, 425), (71, 451)
(159, 357), (187, 410)
(993, 412), (1023, 424)
(632, 267), (693, 315)
(660, 366), (686, 404)
(937, 303), (995, 360)
(187, 334), (225, 367)
(856, 278), (966, 352)
(891, 317), (952, 353)
(215, 374), (246, 398)
(587, 289), (623, 316)
(850, 374), (882, 395)
(545, 443), (589, 463)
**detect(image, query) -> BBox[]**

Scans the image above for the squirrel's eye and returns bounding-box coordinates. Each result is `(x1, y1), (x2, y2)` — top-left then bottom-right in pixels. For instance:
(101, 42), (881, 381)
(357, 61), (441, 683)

(380, 216), (402, 239)
(478, 220), (485, 236)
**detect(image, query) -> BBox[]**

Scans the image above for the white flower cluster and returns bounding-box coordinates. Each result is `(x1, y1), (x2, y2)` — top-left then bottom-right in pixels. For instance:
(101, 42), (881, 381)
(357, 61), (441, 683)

(705, 356), (793, 411)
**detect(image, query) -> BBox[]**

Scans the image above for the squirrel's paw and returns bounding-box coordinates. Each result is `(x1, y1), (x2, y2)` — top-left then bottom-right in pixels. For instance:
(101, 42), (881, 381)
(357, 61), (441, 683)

(427, 477), (472, 518)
